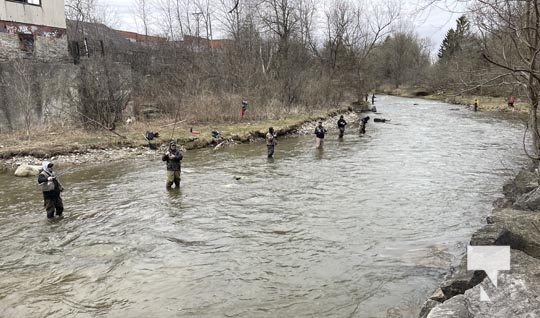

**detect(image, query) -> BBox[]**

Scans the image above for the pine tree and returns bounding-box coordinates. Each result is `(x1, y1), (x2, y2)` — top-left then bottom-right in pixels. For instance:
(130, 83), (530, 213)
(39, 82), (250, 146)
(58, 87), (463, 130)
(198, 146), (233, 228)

(438, 15), (470, 60)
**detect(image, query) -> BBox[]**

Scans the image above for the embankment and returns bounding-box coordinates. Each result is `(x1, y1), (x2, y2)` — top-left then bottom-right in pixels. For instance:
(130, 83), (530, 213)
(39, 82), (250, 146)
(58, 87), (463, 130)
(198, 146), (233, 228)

(419, 169), (540, 317)
(1, 103), (369, 173)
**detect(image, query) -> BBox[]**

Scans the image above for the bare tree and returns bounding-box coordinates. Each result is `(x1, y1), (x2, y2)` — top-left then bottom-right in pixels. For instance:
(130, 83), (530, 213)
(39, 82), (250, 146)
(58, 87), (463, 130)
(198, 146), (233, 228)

(194, 0), (213, 41)
(154, 0), (177, 39)
(0, 59), (43, 138)
(323, 0), (355, 71)
(65, 0), (120, 27)
(375, 28), (430, 88)
(135, 0), (151, 37)
(65, 0), (97, 22)
(72, 58), (131, 136)
(217, 0), (243, 39)
(471, 0), (540, 161)
(176, 0), (194, 37)
(94, 2), (122, 29)
(348, 0), (400, 98)
(258, 0), (301, 104)
(297, 0), (316, 49)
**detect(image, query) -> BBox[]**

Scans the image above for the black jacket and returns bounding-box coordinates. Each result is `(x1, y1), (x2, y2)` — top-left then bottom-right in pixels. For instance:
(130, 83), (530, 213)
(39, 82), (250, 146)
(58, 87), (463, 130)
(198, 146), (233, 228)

(337, 118), (347, 128)
(162, 149), (183, 171)
(314, 126), (326, 138)
(38, 171), (62, 200)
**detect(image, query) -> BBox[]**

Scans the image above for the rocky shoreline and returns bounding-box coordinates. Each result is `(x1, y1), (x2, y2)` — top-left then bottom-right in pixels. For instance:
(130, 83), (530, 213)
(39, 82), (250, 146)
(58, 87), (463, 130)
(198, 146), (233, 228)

(419, 168), (540, 317)
(2, 108), (363, 175)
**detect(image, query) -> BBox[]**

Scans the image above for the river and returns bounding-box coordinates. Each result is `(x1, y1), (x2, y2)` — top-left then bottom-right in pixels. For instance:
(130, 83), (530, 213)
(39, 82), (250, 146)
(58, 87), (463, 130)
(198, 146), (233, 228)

(0, 96), (529, 317)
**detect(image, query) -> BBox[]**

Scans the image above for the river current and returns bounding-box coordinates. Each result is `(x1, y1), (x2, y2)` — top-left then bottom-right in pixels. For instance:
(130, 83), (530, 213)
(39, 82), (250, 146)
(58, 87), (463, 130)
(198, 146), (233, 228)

(0, 96), (528, 317)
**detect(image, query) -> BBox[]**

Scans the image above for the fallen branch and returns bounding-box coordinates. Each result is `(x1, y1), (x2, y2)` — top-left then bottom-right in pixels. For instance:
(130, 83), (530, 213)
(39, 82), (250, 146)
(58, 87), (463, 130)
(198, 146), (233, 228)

(214, 140), (228, 150)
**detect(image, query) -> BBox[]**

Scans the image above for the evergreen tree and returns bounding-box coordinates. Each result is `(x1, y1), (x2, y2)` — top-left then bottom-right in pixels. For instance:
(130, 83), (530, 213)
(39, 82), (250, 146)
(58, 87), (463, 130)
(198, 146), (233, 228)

(438, 15), (470, 60)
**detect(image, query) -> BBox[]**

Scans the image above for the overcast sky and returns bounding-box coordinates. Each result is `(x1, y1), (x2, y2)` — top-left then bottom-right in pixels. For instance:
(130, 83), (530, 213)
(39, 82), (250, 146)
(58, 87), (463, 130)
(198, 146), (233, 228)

(103, 0), (467, 54)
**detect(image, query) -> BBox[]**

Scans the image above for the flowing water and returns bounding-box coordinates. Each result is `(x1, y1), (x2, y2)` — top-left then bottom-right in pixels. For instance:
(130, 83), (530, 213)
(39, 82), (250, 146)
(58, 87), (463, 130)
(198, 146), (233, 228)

(0, 96), (529, 317)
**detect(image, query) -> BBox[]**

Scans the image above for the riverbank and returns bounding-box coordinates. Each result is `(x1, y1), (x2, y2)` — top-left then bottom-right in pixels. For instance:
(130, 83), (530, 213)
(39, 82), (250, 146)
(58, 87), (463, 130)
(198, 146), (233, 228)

(418, 171), (540, 317)
(389, 87), (540, 316)
(380, 87), (540, 316)
(1, 105), (363, 173)
(382, 86), (528, 114)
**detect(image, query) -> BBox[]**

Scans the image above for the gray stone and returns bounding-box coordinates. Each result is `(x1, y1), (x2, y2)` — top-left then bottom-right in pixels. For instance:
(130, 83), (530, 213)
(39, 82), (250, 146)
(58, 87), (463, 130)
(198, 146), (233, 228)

(429, 288), (446, 302)
(503, 170), (539, 201)
(469, 223), (508, 246)
(470, 209), (540, 258)
(427, 295), (469, 318)
(14, 164), (41, 177)
(462, 250), (540, 317)
(418, 299), (441, 318)
(515, 170), (539, 190)
(492, 197), (513, 209)
(439, 256), (485, 300)
(514, 186), (540, 211)
(429, 251), (540, 317)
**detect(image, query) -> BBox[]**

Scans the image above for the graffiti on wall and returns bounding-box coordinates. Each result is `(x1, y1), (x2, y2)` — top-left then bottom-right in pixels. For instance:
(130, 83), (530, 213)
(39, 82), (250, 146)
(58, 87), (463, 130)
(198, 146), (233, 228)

(0, 21), (66, 38)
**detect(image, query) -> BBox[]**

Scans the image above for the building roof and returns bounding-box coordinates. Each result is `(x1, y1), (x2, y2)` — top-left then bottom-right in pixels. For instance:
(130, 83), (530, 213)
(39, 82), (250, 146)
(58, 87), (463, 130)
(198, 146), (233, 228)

(66, 20), (133, 51)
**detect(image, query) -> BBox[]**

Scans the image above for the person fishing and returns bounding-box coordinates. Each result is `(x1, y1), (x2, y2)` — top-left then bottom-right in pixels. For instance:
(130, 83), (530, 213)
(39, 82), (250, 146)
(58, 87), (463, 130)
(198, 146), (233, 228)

(371, 94), (376, 105)
(241, 100), (248, 118)
(314, 121), (327, 149)
(360, 116), (370, 135)
(266, 127), (277, 158)
(337, 115), (347, 138)
(508, 96), (515, 111)
(162, 141), (183, 189)
(474, 98), (479, 112)
(37, 161), (64, 219)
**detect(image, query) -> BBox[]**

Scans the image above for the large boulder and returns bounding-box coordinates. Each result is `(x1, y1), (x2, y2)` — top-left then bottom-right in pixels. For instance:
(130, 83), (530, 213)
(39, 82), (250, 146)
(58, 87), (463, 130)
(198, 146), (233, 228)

(419, 299), (442, 318)
(428, 250), (540, 318)
(439, 257), (485, 300)
(503, 170), (539, 201)
(471, 209), (540, 259)
(14, 164), (41, 177)
(423, 208), (540, 317)
(427, 295), (469, 318)
(513, 186), (540, 211)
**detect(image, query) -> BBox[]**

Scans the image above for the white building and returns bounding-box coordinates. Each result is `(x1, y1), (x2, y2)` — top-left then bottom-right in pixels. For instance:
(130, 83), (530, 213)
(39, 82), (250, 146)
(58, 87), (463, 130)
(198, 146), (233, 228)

(0, 0), (67, 61)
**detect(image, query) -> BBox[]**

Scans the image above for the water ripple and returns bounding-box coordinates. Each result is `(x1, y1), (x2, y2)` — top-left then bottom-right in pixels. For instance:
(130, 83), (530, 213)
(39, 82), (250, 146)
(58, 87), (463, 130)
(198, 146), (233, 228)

(0, 96), (529, 318)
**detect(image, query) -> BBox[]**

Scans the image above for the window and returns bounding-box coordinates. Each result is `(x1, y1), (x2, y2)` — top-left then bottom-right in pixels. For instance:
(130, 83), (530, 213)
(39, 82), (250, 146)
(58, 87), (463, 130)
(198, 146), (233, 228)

(8, 0), (41, 6)
(18, 33), (34, 52)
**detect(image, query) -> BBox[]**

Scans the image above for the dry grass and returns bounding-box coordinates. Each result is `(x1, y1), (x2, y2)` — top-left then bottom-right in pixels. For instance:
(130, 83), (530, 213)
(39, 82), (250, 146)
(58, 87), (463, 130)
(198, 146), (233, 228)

(0, 106), (349, 159)
(424, 94), (528, 113)
(385, 86), (529, 114)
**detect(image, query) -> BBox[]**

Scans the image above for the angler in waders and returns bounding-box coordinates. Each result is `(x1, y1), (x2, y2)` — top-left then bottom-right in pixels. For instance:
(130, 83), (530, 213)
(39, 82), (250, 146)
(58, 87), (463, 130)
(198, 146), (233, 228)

(266, 127), (277, 158)
(337, 115), (347, 138)
(37, 161), (64, 219)
(162, 141), (183, 189)
(314, 121), (327, 149)
(359, 116), (370, 135)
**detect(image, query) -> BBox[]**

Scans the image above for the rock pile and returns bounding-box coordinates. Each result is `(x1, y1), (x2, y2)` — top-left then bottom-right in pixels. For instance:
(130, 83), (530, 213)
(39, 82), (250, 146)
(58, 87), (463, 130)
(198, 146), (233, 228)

(420, 168), (540, 317)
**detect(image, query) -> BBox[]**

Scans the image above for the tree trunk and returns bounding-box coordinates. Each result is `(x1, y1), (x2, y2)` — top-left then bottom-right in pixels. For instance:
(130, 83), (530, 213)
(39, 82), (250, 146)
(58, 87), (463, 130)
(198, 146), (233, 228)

(528, 88), (540, 167)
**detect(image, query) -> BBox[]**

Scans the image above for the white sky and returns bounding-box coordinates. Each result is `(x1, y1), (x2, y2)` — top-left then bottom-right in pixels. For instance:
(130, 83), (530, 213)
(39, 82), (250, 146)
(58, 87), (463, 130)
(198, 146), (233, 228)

(102, 0), (467, 54)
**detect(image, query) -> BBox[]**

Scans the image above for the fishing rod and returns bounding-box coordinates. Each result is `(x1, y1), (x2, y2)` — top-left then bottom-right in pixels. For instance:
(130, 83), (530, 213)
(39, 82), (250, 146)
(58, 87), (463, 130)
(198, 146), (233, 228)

(169, 104), (182, 143)
(54, 166), (78, 177)
(38, 165), (78, 178)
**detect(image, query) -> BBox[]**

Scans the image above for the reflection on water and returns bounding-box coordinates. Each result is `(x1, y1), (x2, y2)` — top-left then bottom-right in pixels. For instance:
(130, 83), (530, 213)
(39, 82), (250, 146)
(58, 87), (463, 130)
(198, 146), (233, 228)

(0, 96), (528, 317)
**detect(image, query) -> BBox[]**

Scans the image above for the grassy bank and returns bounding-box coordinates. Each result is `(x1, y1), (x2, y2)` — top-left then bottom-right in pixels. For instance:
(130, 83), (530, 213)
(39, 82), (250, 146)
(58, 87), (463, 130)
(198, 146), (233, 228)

(0, 106), (352, 160)
(382, 86), (529, 114)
